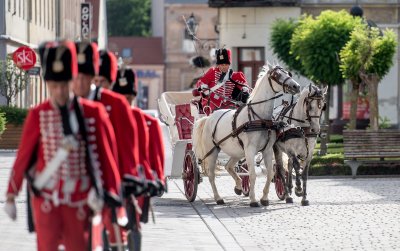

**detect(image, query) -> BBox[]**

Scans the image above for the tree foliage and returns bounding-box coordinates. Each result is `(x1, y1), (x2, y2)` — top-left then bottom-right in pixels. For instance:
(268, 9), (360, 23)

(340, 25), (396, 80)
(0, 112), (5, 136)
(270, 18), (305, 75)
(0, 56), (29, 106)
(290, 10), (362, 85)
(340, 25), (397, 130)
(107, 0), (151, 37)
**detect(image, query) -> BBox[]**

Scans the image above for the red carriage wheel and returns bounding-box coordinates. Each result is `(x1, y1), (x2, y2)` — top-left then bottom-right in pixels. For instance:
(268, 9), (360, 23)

(183, 150), (199, 202)
(274, 166), (288, 201)
(238, 163), (250, 197)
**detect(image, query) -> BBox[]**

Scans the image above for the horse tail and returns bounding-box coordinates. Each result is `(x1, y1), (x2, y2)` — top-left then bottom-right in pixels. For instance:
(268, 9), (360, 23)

(192, 116), (208, 159)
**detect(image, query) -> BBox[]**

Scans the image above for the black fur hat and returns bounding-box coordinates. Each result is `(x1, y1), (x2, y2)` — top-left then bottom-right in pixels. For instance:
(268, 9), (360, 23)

(39, 41), (78, 82)
(112, 68), (137, 96)
(215, 48), (231, 65)
(75, 41), (99, 76)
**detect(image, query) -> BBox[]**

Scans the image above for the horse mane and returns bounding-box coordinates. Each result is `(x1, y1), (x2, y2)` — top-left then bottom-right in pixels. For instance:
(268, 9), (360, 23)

(248, 65), (270, 102)
(297, 85), (311, 106)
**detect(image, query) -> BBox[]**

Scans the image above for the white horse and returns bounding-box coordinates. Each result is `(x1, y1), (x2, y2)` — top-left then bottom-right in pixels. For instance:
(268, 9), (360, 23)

(193, 63), (301, 207)
(274, 84), (327, 206)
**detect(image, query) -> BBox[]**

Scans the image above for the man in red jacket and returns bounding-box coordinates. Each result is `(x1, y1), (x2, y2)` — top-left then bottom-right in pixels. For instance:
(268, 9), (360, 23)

(194, 48), (250, 115)
(4, 40), (121, 251)
(112, 64), (166, 225)
(73, 42), (143, 250)
(93, 52), (148, 250)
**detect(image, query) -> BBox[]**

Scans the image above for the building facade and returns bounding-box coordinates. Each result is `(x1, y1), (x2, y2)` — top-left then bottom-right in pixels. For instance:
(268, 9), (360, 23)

(108, 37), (164, 110)
(153, 0), (218, 92)
(0, 0), (84, 107)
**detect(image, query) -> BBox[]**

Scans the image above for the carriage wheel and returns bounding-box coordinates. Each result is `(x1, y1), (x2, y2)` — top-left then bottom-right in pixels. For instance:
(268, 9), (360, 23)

(238, 163), (250, 197)
(183, 150), (199, 202)
(274, 166), (288, 201)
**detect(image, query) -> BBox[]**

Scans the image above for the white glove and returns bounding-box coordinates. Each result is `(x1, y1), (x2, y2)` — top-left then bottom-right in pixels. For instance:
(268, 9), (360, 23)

(200, 84), (208, 90)
(242, 86), (249, 93)
(4, 200), (17, 221)
(87, 188), (104, 213)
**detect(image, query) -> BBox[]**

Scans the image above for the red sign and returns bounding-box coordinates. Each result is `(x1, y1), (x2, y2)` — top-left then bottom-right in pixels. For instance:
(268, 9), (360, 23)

(12, 46), (37, 71)
(342, 97), (370, 120)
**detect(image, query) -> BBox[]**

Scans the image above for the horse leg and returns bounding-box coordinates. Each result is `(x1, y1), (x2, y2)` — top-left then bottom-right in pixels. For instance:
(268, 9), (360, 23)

(301, 161), (310, 206)
(287, 157), (293, 196)
(207, 152), (225, 205)
(244, 148), (259, 207)
(224, 157), (242, 195)
(292, 157), (303, 197)
(260, 148), (274, 207)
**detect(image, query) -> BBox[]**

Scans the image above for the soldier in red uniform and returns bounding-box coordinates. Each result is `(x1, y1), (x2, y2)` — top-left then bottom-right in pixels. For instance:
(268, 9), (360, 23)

(194, 48), (250, 115)
(72, 42), (143, 250)
(93, 52), (146, 251)
(112, 65), (165, 223)
(3, 40), (121, 251)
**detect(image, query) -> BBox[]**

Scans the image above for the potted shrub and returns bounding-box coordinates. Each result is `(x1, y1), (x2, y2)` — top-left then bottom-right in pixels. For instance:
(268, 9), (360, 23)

(0, 106), (28, 149)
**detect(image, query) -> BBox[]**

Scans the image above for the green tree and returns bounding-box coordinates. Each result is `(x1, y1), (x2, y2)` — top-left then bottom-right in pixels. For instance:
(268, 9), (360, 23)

(0, 112), (5, 136)
(340, 25), (397, 130)
(290, 10), (362, 125)
(107, 0), (151, 37)
(0, 56), (29, 106)
(270, 18), (305, 75)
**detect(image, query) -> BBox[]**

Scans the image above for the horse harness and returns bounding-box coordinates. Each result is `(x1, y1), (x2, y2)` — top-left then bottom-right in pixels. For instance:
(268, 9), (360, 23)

(277, 88), (326, 127)
(199, 65), (295, 162)
(200, 94), (284, 162)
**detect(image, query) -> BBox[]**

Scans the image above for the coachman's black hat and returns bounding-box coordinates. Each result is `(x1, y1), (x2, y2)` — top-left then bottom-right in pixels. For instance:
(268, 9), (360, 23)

(215, 48), (231, 65)
(39, 40), (78, 82)
(75, 41), (99, 76)
(98, 50), (118, 83)
(112, 68), (137, 96)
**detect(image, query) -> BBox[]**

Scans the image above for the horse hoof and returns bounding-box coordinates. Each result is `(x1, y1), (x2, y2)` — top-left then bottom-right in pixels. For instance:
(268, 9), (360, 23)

(286, 197), (293, 204)
(260, 200), (269, 206)
(295, 188), (303, 197)
(243, 191), (249, 197)
(234, 187), (242, 195)
(216, 199), (225, 205)
(250, 202), (260, 207)
(301, 200), (309, 206)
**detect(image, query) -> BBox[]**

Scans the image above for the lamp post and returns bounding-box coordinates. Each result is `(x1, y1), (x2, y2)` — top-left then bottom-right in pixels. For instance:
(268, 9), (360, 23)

(186, 13), (198, 40)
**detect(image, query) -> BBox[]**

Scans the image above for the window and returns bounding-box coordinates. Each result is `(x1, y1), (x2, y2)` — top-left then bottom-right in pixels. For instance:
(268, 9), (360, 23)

(238, 47), (265, 87)
(50, 0), (52, 30)
(34, 0), (36, 24)
(13, 0), (16, 14)
(8, 0), (11, 12)
(122, 48), (132, 58)
(39, 0), (41, 26)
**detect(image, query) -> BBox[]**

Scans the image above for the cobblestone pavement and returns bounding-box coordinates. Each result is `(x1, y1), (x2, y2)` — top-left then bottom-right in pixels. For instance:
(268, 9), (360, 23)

(1, 152), (400, 250)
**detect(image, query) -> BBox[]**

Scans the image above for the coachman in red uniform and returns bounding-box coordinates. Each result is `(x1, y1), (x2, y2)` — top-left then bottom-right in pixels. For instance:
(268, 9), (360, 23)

(194, 48), (250, 115)
(4, 41), (121, 251)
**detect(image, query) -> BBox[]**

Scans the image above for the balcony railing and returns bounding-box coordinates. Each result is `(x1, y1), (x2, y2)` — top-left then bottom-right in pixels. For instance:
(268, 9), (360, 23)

(208, 0), (300, 8)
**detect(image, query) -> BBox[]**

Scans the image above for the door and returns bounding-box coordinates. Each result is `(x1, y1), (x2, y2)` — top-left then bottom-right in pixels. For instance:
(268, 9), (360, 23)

(238, 47), (265, 88)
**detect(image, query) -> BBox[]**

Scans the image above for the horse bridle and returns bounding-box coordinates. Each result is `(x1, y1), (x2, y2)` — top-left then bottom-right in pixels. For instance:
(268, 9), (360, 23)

(267, 66), (293, 94)
(304, 87), (326, 124)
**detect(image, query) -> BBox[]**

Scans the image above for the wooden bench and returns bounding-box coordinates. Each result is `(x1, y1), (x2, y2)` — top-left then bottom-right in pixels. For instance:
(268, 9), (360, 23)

(343, 129), (400, 178)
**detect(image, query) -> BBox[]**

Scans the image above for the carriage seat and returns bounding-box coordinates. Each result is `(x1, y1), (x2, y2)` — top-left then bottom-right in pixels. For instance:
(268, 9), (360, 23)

(175, 104), (194, 140)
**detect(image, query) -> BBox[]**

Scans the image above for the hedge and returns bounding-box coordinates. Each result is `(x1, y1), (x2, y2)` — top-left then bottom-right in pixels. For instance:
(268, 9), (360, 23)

(0, 106), (28, 126)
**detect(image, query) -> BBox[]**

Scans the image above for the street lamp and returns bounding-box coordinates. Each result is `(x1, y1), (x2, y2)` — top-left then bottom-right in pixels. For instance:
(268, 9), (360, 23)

(186, 13), (198, 39)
